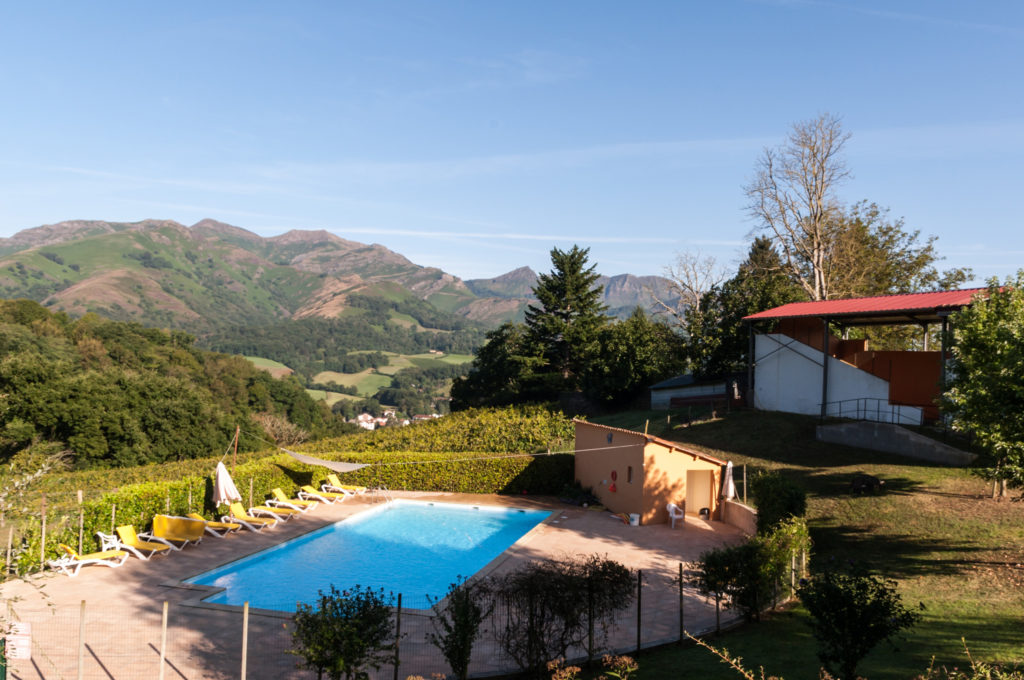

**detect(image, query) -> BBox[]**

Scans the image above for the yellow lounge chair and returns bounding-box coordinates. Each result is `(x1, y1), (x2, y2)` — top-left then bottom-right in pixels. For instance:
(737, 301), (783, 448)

(186, 513), (242, 538)
(140, 515), (205, 550)
(48, 544), (128, 576)
(224, 502), (279, 532)
(247, 502), (301, 521)
(298, 485), (349, 503)
(323, 474), (366, 496)
(114, 525), (175, 558)
(268, 488), (318, 512)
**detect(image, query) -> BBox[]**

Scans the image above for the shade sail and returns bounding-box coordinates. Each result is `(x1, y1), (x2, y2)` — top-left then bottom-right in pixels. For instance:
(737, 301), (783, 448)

(282, 448), (369, 474)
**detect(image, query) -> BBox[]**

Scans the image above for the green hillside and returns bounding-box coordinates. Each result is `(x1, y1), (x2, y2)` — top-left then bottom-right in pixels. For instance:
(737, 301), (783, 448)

(0, 299), (348, 469)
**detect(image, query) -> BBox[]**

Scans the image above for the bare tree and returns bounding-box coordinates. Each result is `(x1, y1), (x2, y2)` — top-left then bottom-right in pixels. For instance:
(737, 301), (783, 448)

(650, 250), (727, 326)
(745, 113), (851, 301)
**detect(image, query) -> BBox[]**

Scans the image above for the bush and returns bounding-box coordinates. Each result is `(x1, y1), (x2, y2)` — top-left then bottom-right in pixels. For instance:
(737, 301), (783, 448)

(749, 470), (807, 534)
(798, 561), (922, 680)
(427, 578), (493, 680)
(692, 518), (811, 625)
(291, 584), (395, 680)
(489, 555), (634, 678)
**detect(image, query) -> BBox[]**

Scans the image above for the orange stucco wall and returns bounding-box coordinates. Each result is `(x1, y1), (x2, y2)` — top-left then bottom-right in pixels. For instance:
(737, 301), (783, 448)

(574, 422), (646, 517)
(643, 448), (721, 524)
(574, 422), (724, 525)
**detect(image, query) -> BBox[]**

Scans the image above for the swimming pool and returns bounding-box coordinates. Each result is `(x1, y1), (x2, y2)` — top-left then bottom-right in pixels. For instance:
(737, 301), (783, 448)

(185, 500), (551, 611)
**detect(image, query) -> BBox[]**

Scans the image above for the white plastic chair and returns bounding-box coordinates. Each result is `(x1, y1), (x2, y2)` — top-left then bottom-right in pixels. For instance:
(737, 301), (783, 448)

(667, 502), (685, 529)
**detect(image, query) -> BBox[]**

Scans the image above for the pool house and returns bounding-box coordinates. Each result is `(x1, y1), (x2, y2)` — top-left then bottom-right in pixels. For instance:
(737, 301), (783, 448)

(573, 420), (725, 525)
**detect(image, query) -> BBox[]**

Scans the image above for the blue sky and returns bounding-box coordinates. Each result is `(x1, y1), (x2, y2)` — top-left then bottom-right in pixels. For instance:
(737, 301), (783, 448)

(1, 1), (1021, 281)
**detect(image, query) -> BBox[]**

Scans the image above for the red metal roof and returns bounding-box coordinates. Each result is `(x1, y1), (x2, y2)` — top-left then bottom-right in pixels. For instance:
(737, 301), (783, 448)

(743, 288), (988, 322)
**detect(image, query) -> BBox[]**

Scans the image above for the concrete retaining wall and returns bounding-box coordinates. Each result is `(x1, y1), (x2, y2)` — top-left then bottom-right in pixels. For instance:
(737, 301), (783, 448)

(816, 421), (976, 466)
(722, 499), (758, 535)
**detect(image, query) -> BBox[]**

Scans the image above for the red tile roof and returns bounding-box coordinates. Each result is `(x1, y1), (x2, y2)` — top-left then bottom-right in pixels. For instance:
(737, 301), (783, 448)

(743, 288), (988, 322)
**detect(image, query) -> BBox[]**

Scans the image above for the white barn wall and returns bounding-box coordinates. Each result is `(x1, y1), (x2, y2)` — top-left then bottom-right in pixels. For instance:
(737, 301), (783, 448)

(753, 334), (922, 424)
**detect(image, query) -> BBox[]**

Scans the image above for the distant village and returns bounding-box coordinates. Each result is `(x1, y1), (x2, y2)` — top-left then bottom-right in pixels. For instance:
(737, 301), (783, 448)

(351, 411), (441, 431)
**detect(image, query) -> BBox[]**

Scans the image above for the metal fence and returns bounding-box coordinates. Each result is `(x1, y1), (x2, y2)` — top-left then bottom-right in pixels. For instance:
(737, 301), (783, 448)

(4, 565), (754, 680)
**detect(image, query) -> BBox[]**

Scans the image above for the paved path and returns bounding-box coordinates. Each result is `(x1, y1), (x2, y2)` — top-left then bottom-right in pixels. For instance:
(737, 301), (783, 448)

(1, 492), (745, 679)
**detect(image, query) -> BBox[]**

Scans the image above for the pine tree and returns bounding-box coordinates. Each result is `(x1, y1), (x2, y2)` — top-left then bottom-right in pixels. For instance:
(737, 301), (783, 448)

(525, 246), (609, 392)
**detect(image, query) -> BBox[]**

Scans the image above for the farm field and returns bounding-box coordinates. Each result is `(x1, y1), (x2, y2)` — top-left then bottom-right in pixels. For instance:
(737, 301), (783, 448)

(589, 409), (1024, 679)
(303, 389), (358, 407)
(243, 355), (293, 378)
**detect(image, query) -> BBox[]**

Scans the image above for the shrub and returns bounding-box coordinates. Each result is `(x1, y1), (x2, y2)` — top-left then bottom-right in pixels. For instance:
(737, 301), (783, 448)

(489, 555), (634, 678)
(749, 470), (807, 534)
(291, 584), (395, 680)
(798, 561), (922, 680)
(427, 578), (493, 680)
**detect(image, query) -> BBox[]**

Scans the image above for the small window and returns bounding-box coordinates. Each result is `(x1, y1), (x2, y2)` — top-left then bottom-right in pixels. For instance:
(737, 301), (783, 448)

(627, 466), (633, 483)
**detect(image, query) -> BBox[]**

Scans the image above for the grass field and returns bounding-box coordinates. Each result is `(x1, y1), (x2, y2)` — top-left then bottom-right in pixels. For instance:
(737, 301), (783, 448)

(303, 389), (359, 407)
(589, 409), (1024, 679)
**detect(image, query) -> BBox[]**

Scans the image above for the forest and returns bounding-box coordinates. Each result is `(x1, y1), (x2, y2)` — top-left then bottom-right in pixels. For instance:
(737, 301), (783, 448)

(0, 299), (350, 469)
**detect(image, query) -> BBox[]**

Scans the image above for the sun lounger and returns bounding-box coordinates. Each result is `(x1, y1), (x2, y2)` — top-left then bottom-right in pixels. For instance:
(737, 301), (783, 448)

(323, 474), (366, 495)
(112, 525), (175, 558)
(48, 544), (128, 576)
(298, 485), (349, 503)
(267, 488), (318, 512)
(140, 515), (205, 550)
(185, 513), (242, 538)
(248, 503), (301, 521)
(99, 528), (169, 560)
(224, 502), (279, 532)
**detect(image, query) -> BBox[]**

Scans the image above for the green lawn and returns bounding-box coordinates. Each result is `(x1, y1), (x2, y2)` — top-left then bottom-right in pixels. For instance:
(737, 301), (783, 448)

(588, 409), (1024, 679)
(304, 389), (359, 407)
(244, 355), (291, 371)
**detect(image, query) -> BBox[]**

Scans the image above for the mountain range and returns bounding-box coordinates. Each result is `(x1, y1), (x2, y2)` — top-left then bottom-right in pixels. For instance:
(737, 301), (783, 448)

(0, 218), (676, 336)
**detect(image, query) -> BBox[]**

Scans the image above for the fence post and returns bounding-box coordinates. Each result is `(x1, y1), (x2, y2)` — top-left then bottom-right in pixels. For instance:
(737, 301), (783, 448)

(587, 579), (595, 664)
(5, 527), (11, 575)
(393, 593), (402, 680)
(678, 562), (684, 643)
(742, 465), (747, 505)
(790, 552), (797, 596)
(77, 490), (84, 555)
(241, 601), (249, 680)
(635, 570), (642, 655)
(77, 600), (86, 680)
(111, 504), (116, 534)
(39, 494), (47, 573)
(159, 601), (168, 680)
(249, 478), (254, 509)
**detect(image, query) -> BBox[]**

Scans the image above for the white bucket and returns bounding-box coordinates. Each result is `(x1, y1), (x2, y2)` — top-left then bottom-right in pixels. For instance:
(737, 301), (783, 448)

(629, 513), (640, 526)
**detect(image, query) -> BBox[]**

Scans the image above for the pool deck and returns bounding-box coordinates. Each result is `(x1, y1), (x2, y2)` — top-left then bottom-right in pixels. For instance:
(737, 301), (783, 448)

(1, 491), (746, 679)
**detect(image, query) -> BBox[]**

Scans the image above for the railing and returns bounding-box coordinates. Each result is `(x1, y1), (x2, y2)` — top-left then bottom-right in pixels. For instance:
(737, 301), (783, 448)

(372, 485), (394, 504)
(821, 397), (922, 425)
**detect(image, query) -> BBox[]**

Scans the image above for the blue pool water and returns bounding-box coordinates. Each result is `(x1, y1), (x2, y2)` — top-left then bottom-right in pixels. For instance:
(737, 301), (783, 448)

(186, 500), (551, 611)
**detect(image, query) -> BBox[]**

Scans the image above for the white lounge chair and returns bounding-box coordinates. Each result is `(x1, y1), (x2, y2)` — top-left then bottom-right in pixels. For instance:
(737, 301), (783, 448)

(667, 502), (686, 529)
(224, 502), (279, 532)
(48, 544), (128, 576)
(267, 488), (318, 512)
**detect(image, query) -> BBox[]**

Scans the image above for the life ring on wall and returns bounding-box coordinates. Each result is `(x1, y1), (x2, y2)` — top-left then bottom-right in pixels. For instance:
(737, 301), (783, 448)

(609, 470), (617, 492)
(611, 470), (618, 481)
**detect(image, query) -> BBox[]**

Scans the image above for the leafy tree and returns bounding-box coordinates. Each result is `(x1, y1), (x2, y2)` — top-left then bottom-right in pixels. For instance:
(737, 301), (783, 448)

(685, 238), (804, 377)
(944, 273), (1024, 495)
(525, 246), (609, 392)
(586, 307), (686, 407)
(427, 578), (492, 680)
(450, 323), (546, 409)
(798, 562), (922, 680)
(291, 585), (395, 680)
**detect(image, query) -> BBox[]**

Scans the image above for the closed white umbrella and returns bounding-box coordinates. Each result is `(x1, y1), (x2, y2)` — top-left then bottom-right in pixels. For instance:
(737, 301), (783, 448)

(723, 461), (737, 500)
(213, 461), (242, 506)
